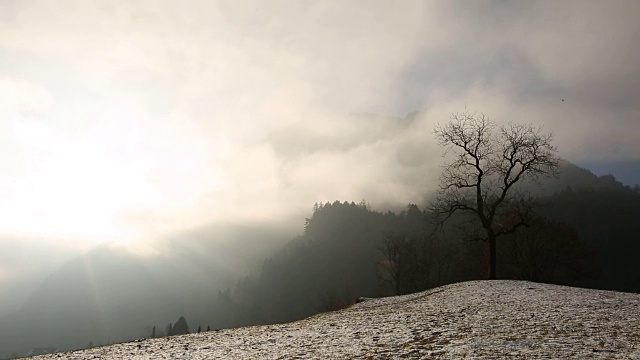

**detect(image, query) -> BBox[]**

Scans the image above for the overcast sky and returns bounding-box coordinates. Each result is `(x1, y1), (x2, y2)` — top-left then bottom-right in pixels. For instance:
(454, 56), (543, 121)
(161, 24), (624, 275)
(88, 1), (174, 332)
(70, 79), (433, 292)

(1, 0), (639, 309)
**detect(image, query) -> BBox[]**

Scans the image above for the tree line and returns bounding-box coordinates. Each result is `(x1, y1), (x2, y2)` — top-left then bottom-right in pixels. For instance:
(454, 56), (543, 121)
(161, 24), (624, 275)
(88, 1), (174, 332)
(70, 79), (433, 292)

(197, 110), (638, 331)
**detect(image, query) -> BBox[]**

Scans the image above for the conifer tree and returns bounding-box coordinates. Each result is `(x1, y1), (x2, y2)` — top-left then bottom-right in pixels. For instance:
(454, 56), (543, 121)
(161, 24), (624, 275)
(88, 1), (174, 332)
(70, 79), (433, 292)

(172, 316), (190, 335)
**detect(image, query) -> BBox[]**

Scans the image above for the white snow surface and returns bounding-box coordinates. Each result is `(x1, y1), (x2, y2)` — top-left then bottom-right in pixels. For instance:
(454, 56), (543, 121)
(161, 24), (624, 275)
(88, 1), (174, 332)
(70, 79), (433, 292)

(31, 280), (640, 359)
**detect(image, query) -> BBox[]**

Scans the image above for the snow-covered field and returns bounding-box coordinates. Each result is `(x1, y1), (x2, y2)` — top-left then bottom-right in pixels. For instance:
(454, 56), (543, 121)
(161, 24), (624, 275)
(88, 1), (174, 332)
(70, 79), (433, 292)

(31, 281), (640, 359)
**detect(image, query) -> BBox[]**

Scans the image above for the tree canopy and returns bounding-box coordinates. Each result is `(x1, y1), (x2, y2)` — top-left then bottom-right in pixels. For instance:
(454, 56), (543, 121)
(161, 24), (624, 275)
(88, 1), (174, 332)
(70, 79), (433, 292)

(430, 110), (559, 279)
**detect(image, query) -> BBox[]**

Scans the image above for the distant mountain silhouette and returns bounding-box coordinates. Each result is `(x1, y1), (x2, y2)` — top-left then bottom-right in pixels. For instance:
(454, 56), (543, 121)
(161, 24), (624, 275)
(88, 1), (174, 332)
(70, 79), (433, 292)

(576, 159), (640, 187)
(544, 159), (629, 194)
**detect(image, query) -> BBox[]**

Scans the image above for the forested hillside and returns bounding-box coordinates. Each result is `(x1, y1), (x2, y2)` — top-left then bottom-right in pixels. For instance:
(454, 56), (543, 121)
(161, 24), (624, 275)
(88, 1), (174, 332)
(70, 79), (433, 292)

(203, 166), (640, 331)
(543, 185), (640, 291)
(205, 201), (427, 329)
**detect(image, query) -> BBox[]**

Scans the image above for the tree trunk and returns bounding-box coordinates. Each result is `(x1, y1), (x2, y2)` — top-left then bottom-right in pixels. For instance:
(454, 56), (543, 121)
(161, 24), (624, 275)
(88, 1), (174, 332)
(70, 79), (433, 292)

(488, 235), (497, 280)
(395, 265), (401, 295)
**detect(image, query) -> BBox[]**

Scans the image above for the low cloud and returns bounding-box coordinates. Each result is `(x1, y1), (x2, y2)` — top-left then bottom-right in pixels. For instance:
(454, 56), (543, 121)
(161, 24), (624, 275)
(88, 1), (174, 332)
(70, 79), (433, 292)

(0, 1), (638, 298)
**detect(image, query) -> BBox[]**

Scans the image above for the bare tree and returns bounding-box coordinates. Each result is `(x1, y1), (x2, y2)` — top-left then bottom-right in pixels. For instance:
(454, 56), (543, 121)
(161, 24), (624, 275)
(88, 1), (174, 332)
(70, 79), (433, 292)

(378, 232), (422, 295)
(429, 110), (559, 279)
(316, 288), (353, 312)
(377, 230), (454, 295)
(498, 216), (599, 284)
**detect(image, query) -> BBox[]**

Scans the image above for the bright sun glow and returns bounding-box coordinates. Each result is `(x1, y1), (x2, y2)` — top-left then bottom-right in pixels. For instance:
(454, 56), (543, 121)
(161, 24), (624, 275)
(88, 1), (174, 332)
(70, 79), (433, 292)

(0, 87), (227, 245)
(0, 101), (171, 243)
(3, 96), (233, 254)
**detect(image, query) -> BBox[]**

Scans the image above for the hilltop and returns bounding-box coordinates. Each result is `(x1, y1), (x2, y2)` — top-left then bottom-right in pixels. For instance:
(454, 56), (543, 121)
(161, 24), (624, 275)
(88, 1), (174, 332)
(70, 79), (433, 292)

(30, 281), (640, 359)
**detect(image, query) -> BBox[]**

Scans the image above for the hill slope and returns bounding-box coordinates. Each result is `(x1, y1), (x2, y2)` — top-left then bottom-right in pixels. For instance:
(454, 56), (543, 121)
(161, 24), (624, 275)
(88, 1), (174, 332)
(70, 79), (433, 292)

(31, 281), (640, 359)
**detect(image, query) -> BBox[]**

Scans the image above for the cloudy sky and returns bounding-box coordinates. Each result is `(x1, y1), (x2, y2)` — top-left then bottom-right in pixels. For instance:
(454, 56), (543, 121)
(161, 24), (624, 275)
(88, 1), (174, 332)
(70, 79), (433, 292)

(1, 1), (639, 309)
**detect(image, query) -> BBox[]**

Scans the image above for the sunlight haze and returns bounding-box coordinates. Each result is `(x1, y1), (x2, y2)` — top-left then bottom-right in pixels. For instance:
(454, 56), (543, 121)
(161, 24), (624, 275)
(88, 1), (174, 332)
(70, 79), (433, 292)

(1, 0), (639, 318)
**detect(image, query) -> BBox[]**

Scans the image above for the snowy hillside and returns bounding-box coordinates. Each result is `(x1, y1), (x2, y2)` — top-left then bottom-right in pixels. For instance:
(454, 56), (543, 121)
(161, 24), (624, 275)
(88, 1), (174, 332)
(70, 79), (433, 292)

(31, 281), (640, 359)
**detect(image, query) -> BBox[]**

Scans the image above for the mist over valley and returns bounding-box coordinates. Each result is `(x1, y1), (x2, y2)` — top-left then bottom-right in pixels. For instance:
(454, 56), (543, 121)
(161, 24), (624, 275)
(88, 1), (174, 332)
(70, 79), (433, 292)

(1, 1), (640, 358)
